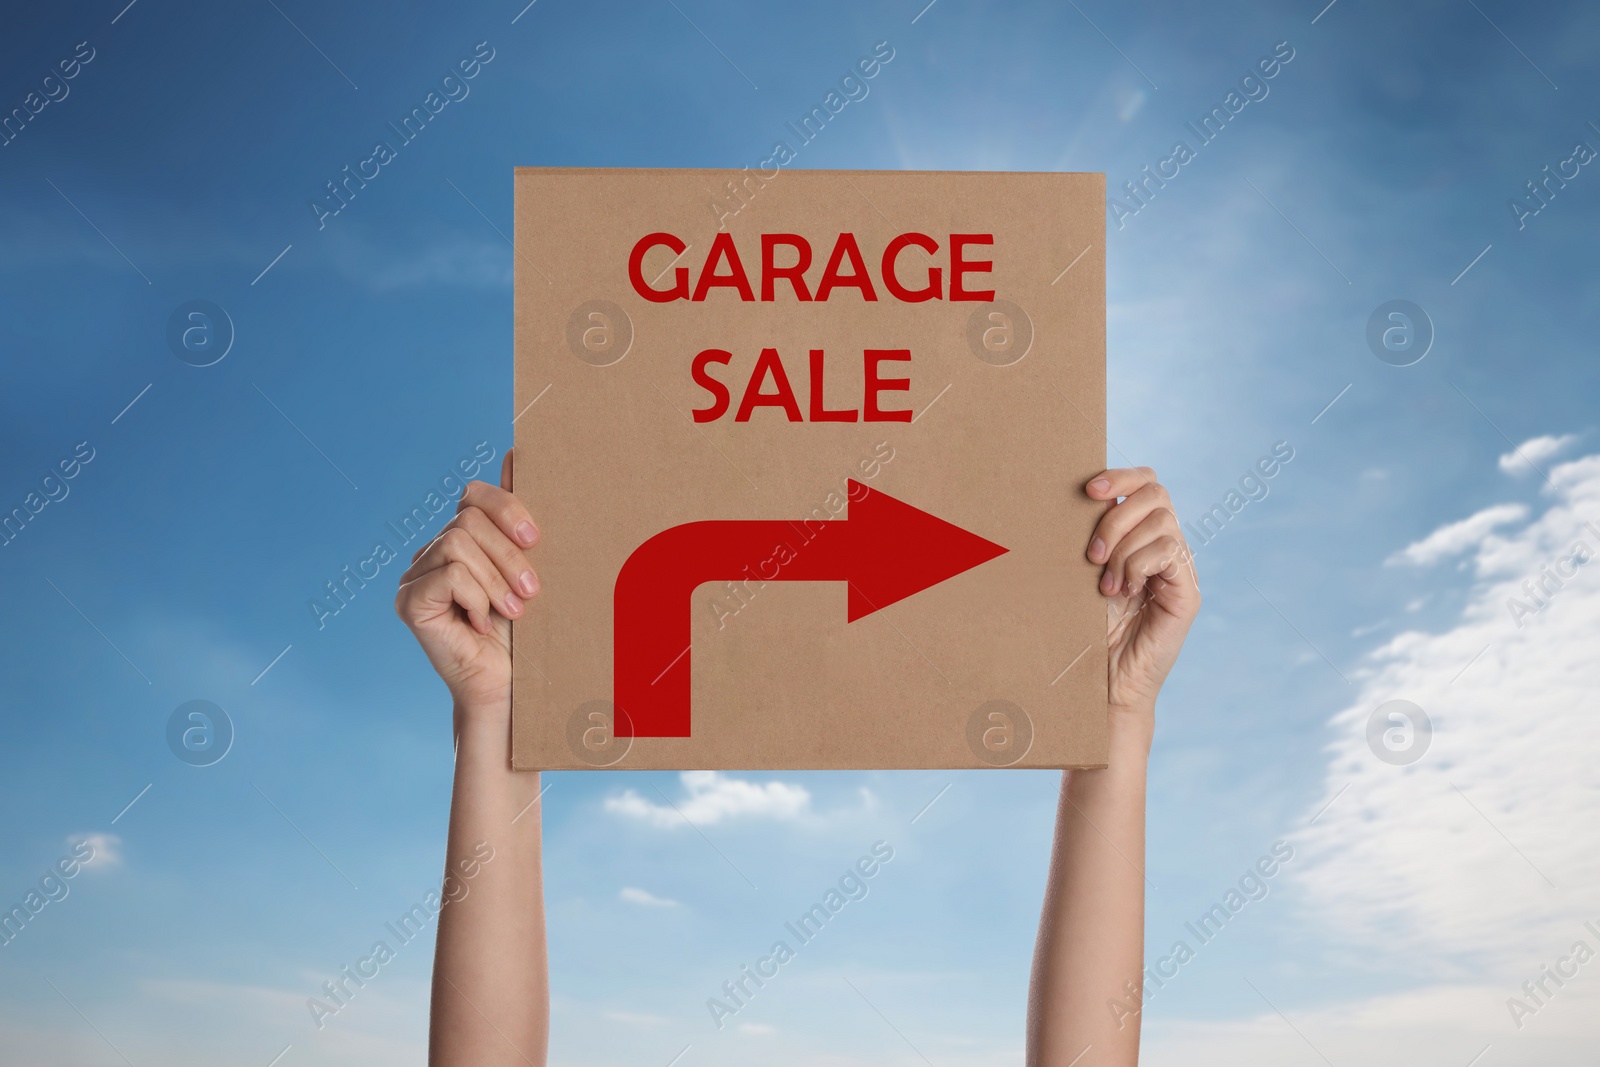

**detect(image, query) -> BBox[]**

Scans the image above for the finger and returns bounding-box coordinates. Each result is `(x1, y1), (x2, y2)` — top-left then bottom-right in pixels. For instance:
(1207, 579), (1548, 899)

(396, 560), (495, 635)
(456, 505), (540, 600)
(500, 448), (514, 492)
(1086, 466), (1160, 502)
(1120, 534), (1192, 600)
(409, 524), (525, 619)
(1087, 481), (1174, 564)
(1101, 509), (1182, 597)
(457, 478), (538, 548)
(410, 523), (447, 567)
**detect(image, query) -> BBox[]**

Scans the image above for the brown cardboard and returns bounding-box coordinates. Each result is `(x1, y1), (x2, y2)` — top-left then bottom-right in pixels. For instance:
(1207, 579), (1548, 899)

(512, 167), (1106, 770)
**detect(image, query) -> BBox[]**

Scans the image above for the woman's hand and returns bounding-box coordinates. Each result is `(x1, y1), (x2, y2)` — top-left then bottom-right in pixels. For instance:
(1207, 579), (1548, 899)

(404, 454), (552, 1064)
(1085, 466), (1200, 715)
(1028, 466), (1191, 1067)
(395, 451), (540, 717)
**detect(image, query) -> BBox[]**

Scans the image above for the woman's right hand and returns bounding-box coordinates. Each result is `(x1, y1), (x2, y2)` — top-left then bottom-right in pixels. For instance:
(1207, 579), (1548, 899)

(395, 450), (540, 717)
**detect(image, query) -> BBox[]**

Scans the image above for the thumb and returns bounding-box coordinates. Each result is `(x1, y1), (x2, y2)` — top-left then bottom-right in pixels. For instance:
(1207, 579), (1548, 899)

(500, 448), (513, 492)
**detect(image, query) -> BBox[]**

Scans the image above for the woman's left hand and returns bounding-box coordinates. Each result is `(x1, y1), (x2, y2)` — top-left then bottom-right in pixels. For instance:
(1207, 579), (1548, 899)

(1084, 466), (1201, 714)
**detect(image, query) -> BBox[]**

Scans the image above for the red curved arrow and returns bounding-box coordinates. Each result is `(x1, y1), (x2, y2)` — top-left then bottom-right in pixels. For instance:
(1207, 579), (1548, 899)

(613, 479), (1008, 737)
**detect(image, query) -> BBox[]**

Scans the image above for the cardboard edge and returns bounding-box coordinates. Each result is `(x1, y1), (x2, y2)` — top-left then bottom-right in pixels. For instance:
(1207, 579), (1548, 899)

(509, 167), (1112, 773)
(511, 760), (1112, 772)
(513, 165), (1108, 178)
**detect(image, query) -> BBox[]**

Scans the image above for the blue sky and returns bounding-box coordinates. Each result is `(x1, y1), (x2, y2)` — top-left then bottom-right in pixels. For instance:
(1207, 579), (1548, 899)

(3, 0), (1599, 1064)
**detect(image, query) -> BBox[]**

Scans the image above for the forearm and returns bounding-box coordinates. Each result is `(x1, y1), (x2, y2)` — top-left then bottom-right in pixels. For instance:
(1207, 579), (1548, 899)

(430, 702), (549, 1067)
(1026, 709), (1153, 1067)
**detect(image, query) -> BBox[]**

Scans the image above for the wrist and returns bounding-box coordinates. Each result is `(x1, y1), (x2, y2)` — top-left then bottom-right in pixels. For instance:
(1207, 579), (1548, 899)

(1105, 700), (1155, 759)
(454, 698), (512, 741)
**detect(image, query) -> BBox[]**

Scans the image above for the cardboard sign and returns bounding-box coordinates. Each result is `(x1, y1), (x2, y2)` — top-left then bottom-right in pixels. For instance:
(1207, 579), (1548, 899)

(512, 167), (1106, 770)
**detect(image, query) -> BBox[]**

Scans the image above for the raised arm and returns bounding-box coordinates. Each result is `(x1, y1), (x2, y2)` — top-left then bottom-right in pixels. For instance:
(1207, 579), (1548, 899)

(395, 451), (549, 1067)
(1026, 467), (1200, 1066)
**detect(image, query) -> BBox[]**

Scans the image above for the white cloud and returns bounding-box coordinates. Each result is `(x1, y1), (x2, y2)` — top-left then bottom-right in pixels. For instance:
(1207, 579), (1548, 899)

(68, 832), (121, 871)
(1388, 502), (1528, 566)
(739, 1022), (777, 1036)
(618, 887), (678, 907)
(0, 974), (431, 1067)
(1500, 433), (1578, 474)
(138, 976), (429, 1065)
(604, 771), (810, 829)
(324, 229), (512, 292)
(1300, 452), (1600, 964)
(1145, 980), (1600, 1066)
(365, 239), (511, 291)
(604, 1009), (670, 1026)
(1153, 450), (1600, 1064)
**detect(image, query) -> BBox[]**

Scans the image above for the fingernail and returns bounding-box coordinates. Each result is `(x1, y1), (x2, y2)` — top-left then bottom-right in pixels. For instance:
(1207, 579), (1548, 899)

(1089, 477), (1111, 495)
(505, 592), (523, 615)
(1089, 537), (1106, 562)
(516, 521), (539, 546)
(1100, 570), (1116, 595)
(518, 571), (538, 597)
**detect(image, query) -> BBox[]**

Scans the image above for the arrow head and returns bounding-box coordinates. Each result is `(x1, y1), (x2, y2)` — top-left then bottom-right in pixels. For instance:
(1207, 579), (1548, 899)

(843, 479), (1009, 622)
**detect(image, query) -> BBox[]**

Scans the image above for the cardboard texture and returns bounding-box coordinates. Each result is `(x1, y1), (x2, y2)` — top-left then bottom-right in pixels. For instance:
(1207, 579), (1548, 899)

(512, 167), (1106, 770)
